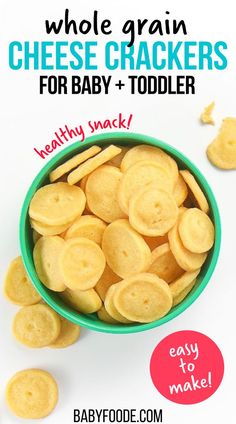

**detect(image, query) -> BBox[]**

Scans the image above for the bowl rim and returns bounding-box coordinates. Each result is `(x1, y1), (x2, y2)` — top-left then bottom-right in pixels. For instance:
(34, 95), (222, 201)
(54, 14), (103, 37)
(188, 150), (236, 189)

(19, 131), (221, 334)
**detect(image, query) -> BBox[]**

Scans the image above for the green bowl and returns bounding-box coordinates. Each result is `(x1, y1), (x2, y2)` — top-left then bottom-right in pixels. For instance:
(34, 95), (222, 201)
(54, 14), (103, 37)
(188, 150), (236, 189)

(20, 132), (221, 334)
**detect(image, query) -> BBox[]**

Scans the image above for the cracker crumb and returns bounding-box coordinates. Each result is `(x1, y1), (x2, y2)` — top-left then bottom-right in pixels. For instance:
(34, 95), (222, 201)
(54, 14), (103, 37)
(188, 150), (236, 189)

(200, 102), (215, 125)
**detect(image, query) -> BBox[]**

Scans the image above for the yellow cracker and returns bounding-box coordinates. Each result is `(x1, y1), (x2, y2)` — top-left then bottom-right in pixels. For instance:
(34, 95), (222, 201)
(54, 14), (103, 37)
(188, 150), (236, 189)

(207, 140), (236, 169)
(29, 182), (86, 225)
(67, 145), (122, 185)
(6, 369), (58, 419)
(173, 174), (188, 206)
(49, 145), (101, 182)
(168, 219), (207, 271)
(178, 208), (215, 253)
(30, 218), (71, 236)
(118, 160), (173, 214)
(180, 170), (209, 214)
(107, 145), (129, 167)
(104, 284), (132, 323)
(143, 234), (169, 251)
(95, 264), (120, 301)
(172, 279), (196, 306)
(64, 214), (107, 245)
(61, 288), (102, 313)
(4, 256), (41, 306)
(121, 144), (178, 184)
(206, 118), (236, 169)
(49, 317), (80, 348)
(12, 304), (61, 348)
(97, 306), (119, 324)
(113, 273), (173, 323)
(200, 102), (215, 125)
(129, 187), (178, 236)
(102, 219), (152, 279)
(149, 243), (183, 284)
(86, 165), (127, 223)
(170, 269), (200, 305)
(33, 236), (66, 292)
(60, 237), (106, 290)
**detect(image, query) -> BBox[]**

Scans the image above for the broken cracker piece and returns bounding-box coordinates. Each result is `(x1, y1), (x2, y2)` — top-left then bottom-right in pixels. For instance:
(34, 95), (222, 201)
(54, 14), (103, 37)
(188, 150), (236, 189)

(206, 117), (236, 169)
(200, 102), (215, 125)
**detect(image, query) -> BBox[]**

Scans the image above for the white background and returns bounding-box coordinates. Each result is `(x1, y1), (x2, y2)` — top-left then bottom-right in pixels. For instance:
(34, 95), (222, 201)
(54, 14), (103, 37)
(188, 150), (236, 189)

(0, 0), (236, 423)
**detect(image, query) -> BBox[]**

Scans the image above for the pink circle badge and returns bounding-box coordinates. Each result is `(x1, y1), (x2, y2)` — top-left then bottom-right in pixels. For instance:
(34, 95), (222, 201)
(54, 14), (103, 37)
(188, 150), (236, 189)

(150, 330), (224, 404)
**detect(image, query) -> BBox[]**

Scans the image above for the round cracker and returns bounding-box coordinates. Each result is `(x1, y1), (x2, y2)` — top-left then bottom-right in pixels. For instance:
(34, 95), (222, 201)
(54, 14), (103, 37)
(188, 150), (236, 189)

(29, 182), (86, 225)
(95, 264), (120, 301)
(49, 145), (101, 182)
(5, 369), (58, 419)
(180, 170), (209, 214)
(113, 273), (173, 323)
(104, 284), (132, 323)
(49, 317), (80, 348)
(102, 219), (152, 279)
(61, 288), (102, 313)
(60, 237), (106, 290)
(97, 306), (119, 324)
(12, 304), (61, 348)
(149, 243), (183, 283)
(64, 215), (107, 245)
(178, 208), (215, 253)
(4, 256), (41, 306)
(67, 145), (122, 185)
(33, 236), (66, 292)
(118, 160), (173, 214)
(129, 187), (178, 236)
(86, 165), (127, 223)
(172, 279), (196, 306)
(120, 144), (178, 184)
(169, 269), (201, 306)
(173, 174), (188, 206)
(30, 218), (71, 236)
(168, 220), (207, 271)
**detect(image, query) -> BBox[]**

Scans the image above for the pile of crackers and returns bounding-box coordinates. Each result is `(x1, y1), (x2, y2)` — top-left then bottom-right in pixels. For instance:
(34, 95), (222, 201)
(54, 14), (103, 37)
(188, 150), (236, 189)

(27, 143), (215, 324)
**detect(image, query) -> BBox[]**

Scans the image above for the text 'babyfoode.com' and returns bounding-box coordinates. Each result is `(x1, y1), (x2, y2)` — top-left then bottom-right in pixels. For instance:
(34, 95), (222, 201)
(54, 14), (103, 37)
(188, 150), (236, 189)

(73, 408), (163, 423)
